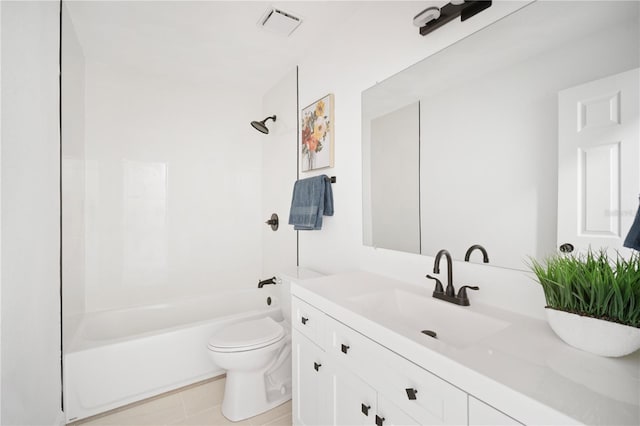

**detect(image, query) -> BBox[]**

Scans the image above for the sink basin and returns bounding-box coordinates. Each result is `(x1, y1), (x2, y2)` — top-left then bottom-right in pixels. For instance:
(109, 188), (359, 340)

(346, 288), (510, 349)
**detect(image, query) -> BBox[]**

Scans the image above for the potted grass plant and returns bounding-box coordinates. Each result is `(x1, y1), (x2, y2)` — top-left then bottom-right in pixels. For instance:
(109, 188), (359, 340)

(530, 249), (640, 357)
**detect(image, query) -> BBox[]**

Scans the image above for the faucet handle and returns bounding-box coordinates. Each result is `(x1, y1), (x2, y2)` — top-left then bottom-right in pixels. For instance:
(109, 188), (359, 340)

(456, 285), (479, 306)
(426, 274), (444, 294)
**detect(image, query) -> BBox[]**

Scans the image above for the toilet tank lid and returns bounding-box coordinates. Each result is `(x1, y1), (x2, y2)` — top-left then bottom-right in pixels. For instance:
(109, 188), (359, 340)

(277, 267), (323, 282)
(208, 317), (284, 349)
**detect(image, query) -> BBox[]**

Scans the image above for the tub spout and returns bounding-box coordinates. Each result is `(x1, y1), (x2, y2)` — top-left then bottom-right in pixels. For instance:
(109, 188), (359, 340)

(258, 277), (277, 288)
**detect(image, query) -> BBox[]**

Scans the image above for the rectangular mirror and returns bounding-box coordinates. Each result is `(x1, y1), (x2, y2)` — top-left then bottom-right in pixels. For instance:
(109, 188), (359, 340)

(362, 0), (639, 270)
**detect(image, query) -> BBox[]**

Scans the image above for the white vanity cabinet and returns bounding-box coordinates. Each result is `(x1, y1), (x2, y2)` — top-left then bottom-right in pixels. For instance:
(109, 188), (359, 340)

(292, 295), (468, 426)
(291, 271), (640, 426)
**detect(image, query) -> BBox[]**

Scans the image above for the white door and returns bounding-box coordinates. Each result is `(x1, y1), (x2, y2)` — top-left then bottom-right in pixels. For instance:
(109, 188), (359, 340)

(558, 68), (639, 258)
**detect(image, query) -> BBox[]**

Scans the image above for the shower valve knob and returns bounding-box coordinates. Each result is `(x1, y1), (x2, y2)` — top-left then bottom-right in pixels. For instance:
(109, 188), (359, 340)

(265, 213), (279, 231)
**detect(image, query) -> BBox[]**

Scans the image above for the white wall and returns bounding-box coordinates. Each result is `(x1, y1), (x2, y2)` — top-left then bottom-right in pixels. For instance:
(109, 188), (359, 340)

(83, 63), (265, 312)
(261, 68), (298, 277)
(1, 1), (63, 424)
(297, 1), (548, 319)
(62, 3), (86, 318)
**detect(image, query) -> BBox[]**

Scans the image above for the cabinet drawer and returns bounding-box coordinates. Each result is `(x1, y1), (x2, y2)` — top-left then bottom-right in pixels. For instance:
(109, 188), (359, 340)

(376, 350), (467, 425)
(292, 296), (326, 348)
(326, 315), (467, 425)
(326, 315), (379, 377)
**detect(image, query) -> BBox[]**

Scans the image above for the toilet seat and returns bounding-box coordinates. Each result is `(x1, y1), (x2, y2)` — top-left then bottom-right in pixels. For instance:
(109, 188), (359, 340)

(208, 317), (285, 353)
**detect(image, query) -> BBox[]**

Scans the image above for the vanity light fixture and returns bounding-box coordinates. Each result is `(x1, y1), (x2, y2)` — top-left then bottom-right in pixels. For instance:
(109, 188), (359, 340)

(413, 6), (441, 27)
(416, 1), (492, 36)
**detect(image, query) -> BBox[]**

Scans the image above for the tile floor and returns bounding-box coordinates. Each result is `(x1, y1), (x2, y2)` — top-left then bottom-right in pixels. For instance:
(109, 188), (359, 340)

(70, 376), (292, 426)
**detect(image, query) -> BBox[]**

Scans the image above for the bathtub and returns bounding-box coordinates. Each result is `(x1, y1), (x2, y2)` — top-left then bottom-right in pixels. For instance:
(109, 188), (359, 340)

(64, 288), (281, 422)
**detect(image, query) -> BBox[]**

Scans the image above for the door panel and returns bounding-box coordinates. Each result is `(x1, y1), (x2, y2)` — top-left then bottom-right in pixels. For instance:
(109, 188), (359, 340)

(558, 68), (639, 257)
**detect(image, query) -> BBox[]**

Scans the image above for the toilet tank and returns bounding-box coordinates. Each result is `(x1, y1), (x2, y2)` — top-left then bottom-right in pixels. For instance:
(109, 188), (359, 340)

(276, 268), (323, 324)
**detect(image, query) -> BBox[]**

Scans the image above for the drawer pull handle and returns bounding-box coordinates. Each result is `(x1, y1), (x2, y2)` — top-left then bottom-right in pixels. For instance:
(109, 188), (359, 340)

(301, 317), (309, 325)
(313, 362), (322, 372)
(375, 415), (385, 426)
(361, 404), (370, 416)
(341, 344), (350, 354)
(405, 388), (418, 400)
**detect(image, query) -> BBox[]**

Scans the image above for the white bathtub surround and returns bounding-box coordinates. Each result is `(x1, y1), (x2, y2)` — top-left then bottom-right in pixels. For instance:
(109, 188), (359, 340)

(291, 272), (640, 426)
(546, 308), (640, 358)
(80, 65), (265, 312)
(64, 288), (281, 423)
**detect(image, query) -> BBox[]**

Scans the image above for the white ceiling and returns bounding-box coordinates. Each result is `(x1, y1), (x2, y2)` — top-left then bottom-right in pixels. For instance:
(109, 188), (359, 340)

(64, 1), (394, 95)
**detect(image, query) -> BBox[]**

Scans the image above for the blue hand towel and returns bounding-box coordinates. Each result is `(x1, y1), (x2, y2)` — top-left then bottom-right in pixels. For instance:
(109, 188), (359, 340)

(623, 196), (640, 250)
(288, 175), (334, 230)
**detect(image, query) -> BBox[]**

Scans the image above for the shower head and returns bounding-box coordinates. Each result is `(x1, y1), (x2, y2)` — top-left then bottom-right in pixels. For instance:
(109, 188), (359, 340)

(250, 115), (277, 134)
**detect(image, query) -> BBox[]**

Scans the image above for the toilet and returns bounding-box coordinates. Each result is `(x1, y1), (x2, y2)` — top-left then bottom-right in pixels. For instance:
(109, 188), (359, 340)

(207, 268), (322, 422)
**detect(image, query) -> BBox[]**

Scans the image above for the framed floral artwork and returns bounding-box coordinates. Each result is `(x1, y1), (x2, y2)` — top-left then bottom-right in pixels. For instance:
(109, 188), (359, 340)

(301, 94), (334, 172)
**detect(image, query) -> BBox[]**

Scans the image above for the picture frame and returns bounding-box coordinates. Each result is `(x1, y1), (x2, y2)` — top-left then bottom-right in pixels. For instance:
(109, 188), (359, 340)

(301, 93), (334, 172)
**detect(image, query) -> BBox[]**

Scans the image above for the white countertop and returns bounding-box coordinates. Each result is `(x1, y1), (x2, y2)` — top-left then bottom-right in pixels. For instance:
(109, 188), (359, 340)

(291, 271), (640, 426)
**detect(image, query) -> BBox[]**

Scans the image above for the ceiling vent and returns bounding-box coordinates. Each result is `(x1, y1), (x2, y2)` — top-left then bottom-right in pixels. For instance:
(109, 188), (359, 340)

(258, 7), (303, 37)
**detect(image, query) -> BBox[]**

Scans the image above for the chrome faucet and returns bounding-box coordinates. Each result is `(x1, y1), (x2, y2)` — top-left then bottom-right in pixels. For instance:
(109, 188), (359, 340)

(426, 249), (479, 306)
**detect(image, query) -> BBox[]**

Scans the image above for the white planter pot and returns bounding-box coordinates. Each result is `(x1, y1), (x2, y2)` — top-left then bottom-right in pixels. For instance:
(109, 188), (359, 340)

(546, 308), (640, 357)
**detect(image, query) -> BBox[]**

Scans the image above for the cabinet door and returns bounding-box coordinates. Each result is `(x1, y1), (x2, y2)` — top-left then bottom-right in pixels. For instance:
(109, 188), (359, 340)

(374, 348), (467, 425)
(328, 364), (377, 426)
(376, 394), (421, 426)
(293, 330), (329, 426)
(468, 396), (523, 426)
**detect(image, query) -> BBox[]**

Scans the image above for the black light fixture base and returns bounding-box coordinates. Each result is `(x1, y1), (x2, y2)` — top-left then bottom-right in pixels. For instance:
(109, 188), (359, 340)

(419, 1), (492, 36)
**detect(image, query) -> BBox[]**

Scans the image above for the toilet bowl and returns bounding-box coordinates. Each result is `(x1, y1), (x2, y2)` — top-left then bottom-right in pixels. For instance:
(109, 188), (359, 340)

(207, 268), (322, 422)
(208, 317), (290, 421)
